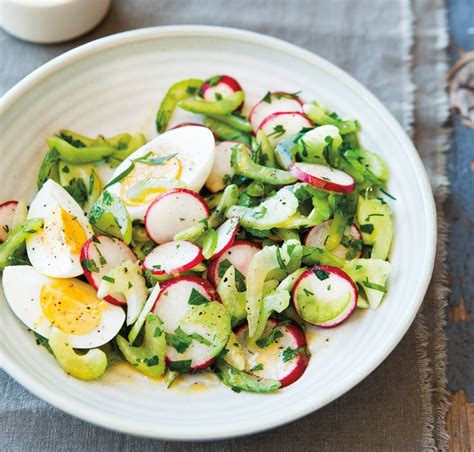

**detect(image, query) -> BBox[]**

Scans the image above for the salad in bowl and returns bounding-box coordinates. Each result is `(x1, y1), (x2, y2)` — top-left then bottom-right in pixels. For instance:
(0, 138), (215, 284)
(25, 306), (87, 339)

(0, 74), (393, 393)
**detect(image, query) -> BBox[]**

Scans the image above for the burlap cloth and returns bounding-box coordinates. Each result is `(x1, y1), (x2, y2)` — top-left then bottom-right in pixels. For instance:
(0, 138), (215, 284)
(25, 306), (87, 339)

(0, 0), (450, 450)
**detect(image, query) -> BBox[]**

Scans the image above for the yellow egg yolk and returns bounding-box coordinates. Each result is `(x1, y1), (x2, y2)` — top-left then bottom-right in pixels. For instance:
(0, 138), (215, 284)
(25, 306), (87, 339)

(40, 280), (107, 335)
(59, 208), (88, 254)
(120, 154), (182, 206)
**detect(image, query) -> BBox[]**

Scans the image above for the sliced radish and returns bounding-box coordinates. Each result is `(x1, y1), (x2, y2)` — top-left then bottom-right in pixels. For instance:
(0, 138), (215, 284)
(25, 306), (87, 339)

(152, 275), (224, 371)
(80, 234), (137, 306)
(292, 265), (358, 328)
(145, 189), (210, 244)
(290, 162), (355, 193)
(249, 92), (304, 131)
(258, 111), (312, 147)
(208, 240), (261, 287)
(171, 123), (218, 140)
(0, 201), (18, 242)
(209, 217), (239, 259)
(143, 240), (203, 275)
(205, 141), (251, 193)
(305, 220), (362, 259)
(200, 75), (243, 110)
(235, 319), (309, 388)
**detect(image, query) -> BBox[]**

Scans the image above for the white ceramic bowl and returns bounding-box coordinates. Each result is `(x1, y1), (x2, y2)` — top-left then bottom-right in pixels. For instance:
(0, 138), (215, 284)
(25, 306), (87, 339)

(0, 26), (436, 440)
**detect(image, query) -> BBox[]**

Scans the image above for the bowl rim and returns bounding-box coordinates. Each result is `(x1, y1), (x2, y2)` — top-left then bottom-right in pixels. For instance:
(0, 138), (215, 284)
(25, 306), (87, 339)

(0, 25), (437, 440)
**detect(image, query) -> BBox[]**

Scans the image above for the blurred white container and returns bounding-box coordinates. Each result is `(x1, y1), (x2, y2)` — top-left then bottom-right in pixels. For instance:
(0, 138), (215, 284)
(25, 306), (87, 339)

(0, 0), (111, 44)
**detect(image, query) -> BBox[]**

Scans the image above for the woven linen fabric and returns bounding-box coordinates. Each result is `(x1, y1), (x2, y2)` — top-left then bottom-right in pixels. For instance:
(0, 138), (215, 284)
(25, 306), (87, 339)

(0, 0), (450, 450)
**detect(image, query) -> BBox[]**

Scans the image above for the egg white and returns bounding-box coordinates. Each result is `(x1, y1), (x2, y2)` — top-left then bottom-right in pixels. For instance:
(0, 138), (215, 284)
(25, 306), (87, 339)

(107, 126), (215, 221)
(26, 179), (93, 278)
(2, 265), (125, 349)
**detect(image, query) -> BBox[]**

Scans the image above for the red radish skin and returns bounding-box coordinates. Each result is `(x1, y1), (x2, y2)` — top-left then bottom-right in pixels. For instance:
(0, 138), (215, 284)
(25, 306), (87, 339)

(235, 319), (309, 388)
(80, 234), (137, 306)
(0, 201), (18, 242)
(249, 92), (304, 131)
(200, 75), (243, 111)
(258, 111), (312, 147)
(205, 141), (251, 193)
(305, 221), (362, 259)
(171, 123), (218, 140)
(209, 217), (239, 260)
(145, 189), (210, 244)
(292, 265), (358, 328)
(152, 275), (221, 371)
(290, 162), (355, 193)
(208, 240), (261, 287)
(143, 241), (204, 275)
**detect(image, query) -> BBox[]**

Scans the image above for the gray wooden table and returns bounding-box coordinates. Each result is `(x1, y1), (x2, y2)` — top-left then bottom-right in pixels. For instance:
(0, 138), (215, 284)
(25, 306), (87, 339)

(445, 0), (474, 448)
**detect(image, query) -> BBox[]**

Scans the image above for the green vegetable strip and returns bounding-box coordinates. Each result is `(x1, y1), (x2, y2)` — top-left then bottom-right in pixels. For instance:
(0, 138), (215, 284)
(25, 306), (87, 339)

(303, 102), (359, 135)
(302, 246), (345, 268)
(256, 130), (276, 167)
(116, 313), (166, 378)
(215, 359), (281, 393)
(155, 78), (203, 132)
(231, 144), (296, 185)
(37, 149), (60, 189)
(0, 218), (44, 270)
(179, 91), (244, 116)
(206, 113), (252, 132)
(47, 136), (116, 164)
(202, 117), (251, 144)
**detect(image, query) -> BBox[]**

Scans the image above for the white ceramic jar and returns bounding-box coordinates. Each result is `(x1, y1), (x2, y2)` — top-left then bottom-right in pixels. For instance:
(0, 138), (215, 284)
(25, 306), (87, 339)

(0, 0), (111, 44)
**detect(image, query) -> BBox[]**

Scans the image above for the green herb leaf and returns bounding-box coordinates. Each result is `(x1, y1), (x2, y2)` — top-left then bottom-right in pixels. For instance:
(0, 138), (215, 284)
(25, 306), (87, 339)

(314, 269), (330, 281)
(133, 153), (177, 166)
(360, 224), (375, 234)
(81, 259), (99, 273)
(102, 275), (115, 283)
(249, 363), (264, 372)
(166, 327), (193, 353)
(188, 288), (210, 305)
(168, 359), (192, 373)
(143, 355), (159, 367)
(104, 162), (134, 189)
(362, 278), (386, 292)
(256, 328), (284, 348)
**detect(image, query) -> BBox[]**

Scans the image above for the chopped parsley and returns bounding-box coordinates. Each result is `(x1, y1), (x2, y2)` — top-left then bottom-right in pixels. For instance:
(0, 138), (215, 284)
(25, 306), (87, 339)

(81, 258), (99, 273)
(267, 124), (286, 138)
(186, 86), (197, 95)
(314, 269), (330, 281)
(302, 288), (314, 297)
(188, 288), (210, 306)
(281, 347), (306, 363)
(104, 163), (134, 189)
(256, 328), (284, 348)
(166, 327), (193, 353)
(168, 359), (192, 373)
(143, 355), (159, 367)
(262, 91), (272, 103)
(102, 275), (115, 283)
(249, 363), (264, 372)
(217, 260), (246, 292)
(360, 224), (375, 234)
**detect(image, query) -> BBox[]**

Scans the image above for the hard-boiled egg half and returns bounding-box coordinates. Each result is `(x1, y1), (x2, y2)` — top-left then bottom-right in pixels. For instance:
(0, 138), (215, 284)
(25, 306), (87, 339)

(107, 126), (215, 221)
(26, 179), (93, 278)
(2, 266), (125, 348)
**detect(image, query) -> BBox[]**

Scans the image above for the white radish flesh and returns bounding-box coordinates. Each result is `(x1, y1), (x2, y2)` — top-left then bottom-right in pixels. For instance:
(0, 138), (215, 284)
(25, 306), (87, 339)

(143, 241), (203, 275)
(290, 162), (355, 193)
(292, 265), (358, 328)
(258, 112), (312, 147)
(249, 92), (303, 131)
(235, 319), (309, 388)
(145, 189), (209, 244)
(208, 240), (260, 287)
(205, 141), (249, 193)
(0, 201), (18, 242)
(200, 75), (243, 105)
(210, 217), (239, 259)
(152, 276), (222, 370)
(80, 235), (137, 306)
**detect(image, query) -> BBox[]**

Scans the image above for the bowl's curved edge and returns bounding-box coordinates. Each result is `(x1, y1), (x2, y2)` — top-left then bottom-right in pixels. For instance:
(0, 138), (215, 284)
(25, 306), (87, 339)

(0, 25), (437, 441)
